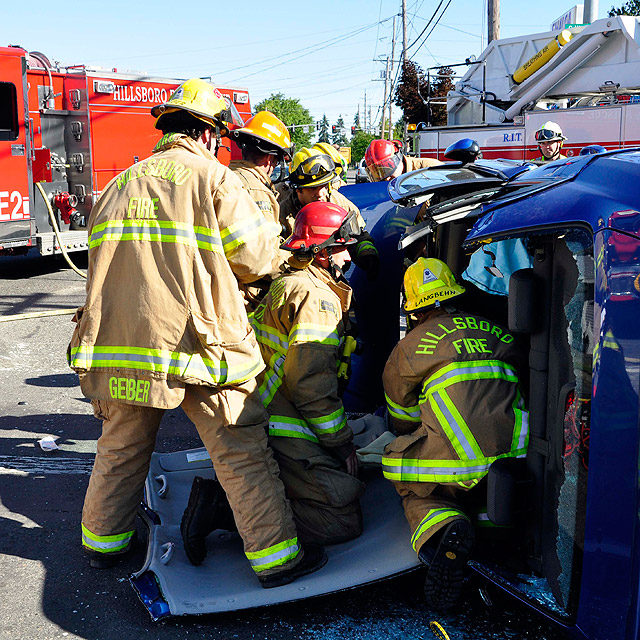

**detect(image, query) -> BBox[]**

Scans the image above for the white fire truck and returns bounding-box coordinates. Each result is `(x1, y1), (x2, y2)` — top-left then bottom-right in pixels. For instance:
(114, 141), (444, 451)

(411, 16), (640, 160)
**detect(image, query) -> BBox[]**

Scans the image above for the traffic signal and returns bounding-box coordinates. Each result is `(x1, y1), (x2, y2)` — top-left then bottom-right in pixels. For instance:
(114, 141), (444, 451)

(351, 126), (356, 135)
(332, 125), (337, 133)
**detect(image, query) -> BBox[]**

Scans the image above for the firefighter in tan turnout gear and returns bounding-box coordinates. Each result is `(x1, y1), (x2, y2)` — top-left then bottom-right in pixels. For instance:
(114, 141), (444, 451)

(230, 111), (293, 309)
(251, 201), (365, 545)
(68, 78), (326, 588)
(278, 148), (379, 279)
(382, 258), (529, 609)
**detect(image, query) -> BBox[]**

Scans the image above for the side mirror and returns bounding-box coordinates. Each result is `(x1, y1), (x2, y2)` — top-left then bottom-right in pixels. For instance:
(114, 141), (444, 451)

(443, 138), (481, 164)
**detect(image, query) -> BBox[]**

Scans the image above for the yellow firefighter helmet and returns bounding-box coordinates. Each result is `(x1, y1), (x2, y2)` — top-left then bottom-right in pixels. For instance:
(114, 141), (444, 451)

(313, 142), (347, 177)
(289, 148), (336, 188)
(234, 111), (294, 160)
(403, 258), (465, 312)
(151, 78), (238, 135)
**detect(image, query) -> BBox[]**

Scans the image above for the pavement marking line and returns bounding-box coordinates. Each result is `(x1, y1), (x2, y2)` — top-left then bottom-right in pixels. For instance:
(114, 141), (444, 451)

(0, 455), (94, 475)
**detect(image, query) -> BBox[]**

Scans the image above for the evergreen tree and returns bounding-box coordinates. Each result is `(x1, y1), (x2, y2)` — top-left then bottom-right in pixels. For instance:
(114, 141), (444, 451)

(318, 114), (330, 143)
(609, 0), (640, 14)
(353, 111), (361, 131)
(332, 115), (348, 146)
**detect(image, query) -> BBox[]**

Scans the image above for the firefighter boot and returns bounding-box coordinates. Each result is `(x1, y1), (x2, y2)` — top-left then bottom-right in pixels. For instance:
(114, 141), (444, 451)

(181, 476), (235, 566)
(420, 518), (475, 611)
(85, 531), (137, 569)
(258, 544), (328, 589)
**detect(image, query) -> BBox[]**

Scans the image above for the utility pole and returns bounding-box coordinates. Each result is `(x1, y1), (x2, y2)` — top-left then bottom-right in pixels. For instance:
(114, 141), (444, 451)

(401, 0), (408, 150)
(364, 90), (367, 133)
(380, 55), (390, 138)
(488, 0), (500, 44)
(388, 14), (396, 140)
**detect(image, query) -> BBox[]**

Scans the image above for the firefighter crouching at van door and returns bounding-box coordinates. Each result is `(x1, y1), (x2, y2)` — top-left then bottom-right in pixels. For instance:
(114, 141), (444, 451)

(364, 139), (442, 182)
(230, 111), (293, 310)
(250, 201), (366, 545)
(381, 258), (529, 610)
(68, 78), (327, 588)
(277, 148), (379, 279)
(535, 121), (567, 162)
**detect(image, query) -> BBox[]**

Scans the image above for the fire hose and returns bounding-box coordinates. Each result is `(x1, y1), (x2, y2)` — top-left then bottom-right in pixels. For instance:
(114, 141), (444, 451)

(0, 184), (88, 322)
(35, 181), (87, 279)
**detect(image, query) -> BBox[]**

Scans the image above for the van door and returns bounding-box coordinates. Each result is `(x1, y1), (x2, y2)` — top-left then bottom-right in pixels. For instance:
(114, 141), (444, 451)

(0, 50), (32, 250)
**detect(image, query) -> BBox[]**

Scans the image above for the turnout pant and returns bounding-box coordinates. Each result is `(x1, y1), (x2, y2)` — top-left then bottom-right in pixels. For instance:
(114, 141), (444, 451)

(394, 481), (470, 554)
(268, 435), (365, 546)
(81, 380), (302, 578)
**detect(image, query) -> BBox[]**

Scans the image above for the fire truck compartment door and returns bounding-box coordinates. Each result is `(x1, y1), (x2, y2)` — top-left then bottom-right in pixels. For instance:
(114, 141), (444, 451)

(0, 52), (31, 246)
(132, 441), (420, 619)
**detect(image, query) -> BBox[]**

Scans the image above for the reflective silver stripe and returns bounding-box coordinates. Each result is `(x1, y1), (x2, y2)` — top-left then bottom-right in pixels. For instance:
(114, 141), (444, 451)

(431, 392), (478, 460)
(423, 362), (517, 396)
(221, 215), (265, 251)
(247, 542), (299, 568)
(309, 410), (346, 432)
(269, 419), (318, 441)
(384, 461), (491, 477)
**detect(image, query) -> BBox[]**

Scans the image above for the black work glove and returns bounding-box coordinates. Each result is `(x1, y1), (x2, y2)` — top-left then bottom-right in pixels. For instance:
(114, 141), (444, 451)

(348, 232), (379, 280)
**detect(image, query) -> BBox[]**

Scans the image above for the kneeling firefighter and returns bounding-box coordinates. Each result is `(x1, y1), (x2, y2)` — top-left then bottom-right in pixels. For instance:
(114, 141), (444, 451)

(278, 148), (379, 279)
(382, 258), (529, 609)
(251, 201), (366, 545)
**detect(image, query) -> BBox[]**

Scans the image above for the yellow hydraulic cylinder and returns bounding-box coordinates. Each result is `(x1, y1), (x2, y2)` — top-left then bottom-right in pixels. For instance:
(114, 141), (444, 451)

(512, 30), (572, 84)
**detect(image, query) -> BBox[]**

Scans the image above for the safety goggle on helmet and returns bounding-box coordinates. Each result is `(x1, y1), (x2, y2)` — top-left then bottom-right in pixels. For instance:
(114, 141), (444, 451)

(534, 121), (566, 143)
(282, 202), (359, 256)
(289, 152), (336, 188)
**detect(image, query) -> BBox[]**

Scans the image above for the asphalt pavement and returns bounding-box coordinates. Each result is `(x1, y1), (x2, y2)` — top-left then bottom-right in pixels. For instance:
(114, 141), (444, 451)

(0, 249), (566, 640)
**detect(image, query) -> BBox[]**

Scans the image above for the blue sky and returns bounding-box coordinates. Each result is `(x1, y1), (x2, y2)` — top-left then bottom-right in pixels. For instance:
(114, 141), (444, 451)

(5, 1), (611, 130)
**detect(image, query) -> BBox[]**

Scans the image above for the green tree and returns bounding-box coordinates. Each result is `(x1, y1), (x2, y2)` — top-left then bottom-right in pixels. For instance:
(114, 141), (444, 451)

(317, 114), (330, 143)
(350, 130), (375, 164)
(609, 0), (640, 14)
(394, 61), (454, 127)
(353, 111), (361, 130)
(332, 115), (348, 146)
(254, 92), (314, 148)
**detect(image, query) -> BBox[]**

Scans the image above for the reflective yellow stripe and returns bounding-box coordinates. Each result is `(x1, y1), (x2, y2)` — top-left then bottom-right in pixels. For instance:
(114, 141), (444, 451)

(307, 406), (347, 435)
(245, 537), (300, 572)
(269, 415), (319, 442)
(69, 345), (262, 386)
(289, 323), (339, 346)
(381, 448), (527, 483)
(385, 393), (421, 422)
(89, 219), (224, 253)
(410, 509), (465, 551)
(220, 211), (267, 254)
(81, 524), (134, 553)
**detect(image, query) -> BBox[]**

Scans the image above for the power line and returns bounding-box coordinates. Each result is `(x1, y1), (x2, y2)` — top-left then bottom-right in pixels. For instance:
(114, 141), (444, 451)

(406, 0), (446, 51)
(409, 0), (453, 59)
(229, 17), (394, 81)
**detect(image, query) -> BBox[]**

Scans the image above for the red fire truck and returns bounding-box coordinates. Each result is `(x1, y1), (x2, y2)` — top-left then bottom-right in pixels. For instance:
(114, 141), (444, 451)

(0, 46), (251, 256)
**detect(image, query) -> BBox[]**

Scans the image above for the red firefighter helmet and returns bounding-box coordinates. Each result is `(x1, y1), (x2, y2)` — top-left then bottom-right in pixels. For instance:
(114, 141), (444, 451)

(364, 139), (404, 181)
(282, 202), (359, 254)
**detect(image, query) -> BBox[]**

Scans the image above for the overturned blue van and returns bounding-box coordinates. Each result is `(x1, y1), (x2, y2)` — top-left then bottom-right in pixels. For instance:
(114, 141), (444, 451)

(342, 149), (640, 640)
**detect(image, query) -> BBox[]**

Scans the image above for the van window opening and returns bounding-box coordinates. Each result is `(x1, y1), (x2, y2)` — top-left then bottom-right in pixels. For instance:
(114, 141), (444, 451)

(0, 82), (19, 141)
